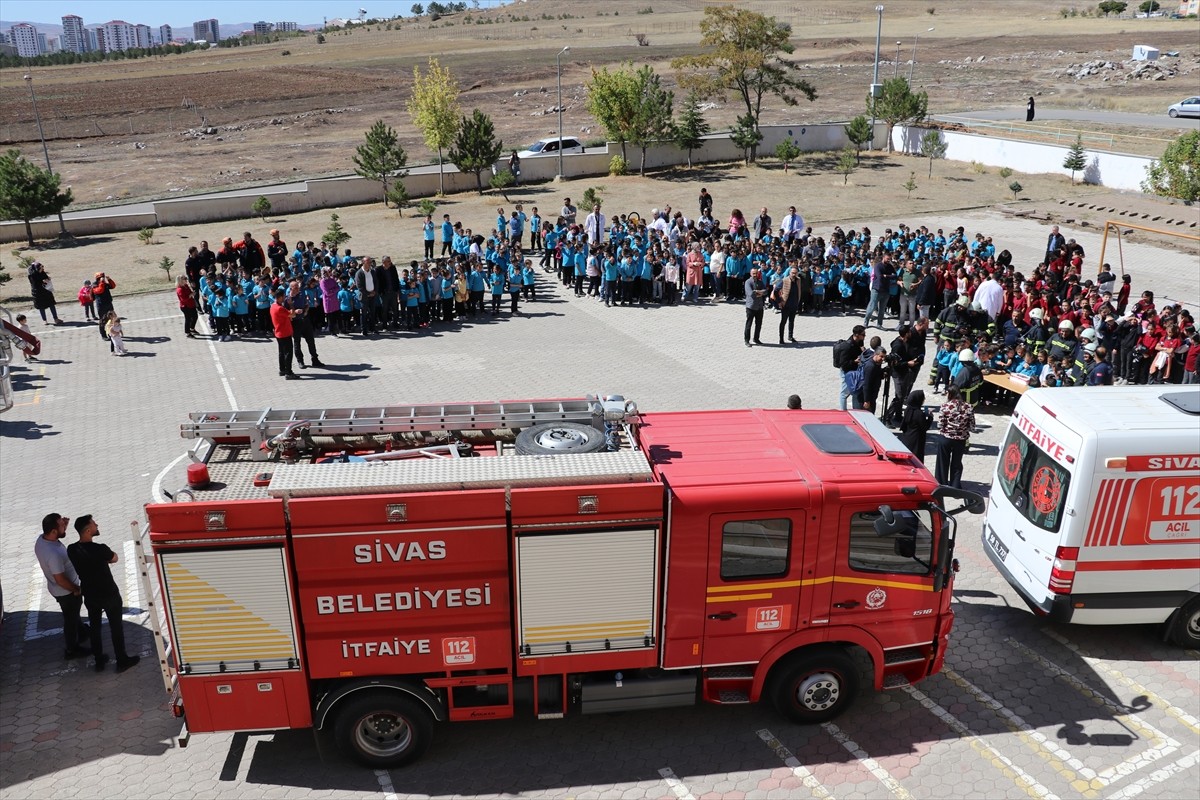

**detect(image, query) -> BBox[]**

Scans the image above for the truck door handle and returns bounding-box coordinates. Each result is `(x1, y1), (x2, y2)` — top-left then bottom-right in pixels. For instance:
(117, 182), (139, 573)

(707, 611), (737, 620)
(834, 600), (860, 609)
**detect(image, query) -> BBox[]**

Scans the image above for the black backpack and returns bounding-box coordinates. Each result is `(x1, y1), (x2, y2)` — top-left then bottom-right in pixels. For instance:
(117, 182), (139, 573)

(833, 339), (854, 370)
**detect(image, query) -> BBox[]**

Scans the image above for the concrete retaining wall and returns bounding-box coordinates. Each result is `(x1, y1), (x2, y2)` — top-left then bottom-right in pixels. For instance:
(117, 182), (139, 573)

(0, 210), (159, 244)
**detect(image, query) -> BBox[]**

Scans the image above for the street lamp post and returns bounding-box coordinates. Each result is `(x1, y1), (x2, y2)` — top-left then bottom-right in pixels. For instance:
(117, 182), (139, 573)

(22, 73), (68, 237)
(870, 5), (883, 151)
(893, 41), (902, 78)
(909, 27), (935, 83)
(556, 45), (570, 181)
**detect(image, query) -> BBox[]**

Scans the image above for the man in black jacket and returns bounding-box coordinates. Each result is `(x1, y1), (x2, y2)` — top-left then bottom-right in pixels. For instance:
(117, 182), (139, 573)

(67, 516), (140, 674)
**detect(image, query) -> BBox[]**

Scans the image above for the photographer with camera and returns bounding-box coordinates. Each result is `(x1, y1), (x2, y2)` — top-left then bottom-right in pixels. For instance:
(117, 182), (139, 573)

(885, 324), (924, 426)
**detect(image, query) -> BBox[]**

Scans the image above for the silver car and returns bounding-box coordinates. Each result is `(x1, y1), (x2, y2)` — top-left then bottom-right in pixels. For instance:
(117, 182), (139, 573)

(1167, 97), (1200, 118)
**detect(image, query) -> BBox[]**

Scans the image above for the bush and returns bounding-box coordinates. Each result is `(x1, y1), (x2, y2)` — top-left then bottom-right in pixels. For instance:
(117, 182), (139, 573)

(998, 166), (1014, 179)
(1009, 180), (1024, 199)
(585, 137), (607, 149)
(580, 185), (604, 212)
(251, 195), (272, 221)
(608, 155), (628, 176)
(138, 227), (154, 245)
(417, 198), (438, 217)
(970, 161), (987, 174)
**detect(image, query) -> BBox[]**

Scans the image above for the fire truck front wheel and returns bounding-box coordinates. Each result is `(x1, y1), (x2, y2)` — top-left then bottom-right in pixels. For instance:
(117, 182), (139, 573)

(1167, 597), (1200, 648)
(770, 648), (859, 724)
(334, 692), (433, 768)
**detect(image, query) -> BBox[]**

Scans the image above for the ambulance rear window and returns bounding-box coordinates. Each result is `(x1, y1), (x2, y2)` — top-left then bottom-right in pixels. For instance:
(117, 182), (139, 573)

(997, 425), (1072, 533)
(802, 424), (873, 455)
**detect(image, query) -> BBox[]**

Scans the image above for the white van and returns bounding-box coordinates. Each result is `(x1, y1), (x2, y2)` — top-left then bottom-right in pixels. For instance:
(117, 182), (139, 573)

(982, 386), (1200, 647)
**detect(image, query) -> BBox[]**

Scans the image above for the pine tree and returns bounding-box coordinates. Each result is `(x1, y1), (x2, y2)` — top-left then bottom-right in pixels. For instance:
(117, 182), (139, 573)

(843, 115), (873, 164)
(324, 213), (351, 249)
(919, 130), (948, 178)
(730, 114), (763, 165)
(448, 109), (503, 194)
(1063, 135), (1087, 185)
(836, 146), (857, 185)
(0, 148), (73, 247)
(353, 120), (409, 206)
(673, 91), (711, 168)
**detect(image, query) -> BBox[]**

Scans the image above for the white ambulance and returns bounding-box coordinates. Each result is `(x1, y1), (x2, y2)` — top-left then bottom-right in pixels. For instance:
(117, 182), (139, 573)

(982, 386), (1200, 647)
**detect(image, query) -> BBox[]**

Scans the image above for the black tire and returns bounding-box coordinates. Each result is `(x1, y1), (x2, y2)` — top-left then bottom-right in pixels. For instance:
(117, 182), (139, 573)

(1167, 597), (1200, 649)
(333, 692), (433, 768)
(770, 648), (859, 724)
(514, 422), (606, 455)
(1168, 109), (1179, 118)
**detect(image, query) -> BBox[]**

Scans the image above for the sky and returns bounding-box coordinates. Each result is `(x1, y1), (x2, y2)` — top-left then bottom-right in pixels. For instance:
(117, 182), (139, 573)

(1, 0), (505, 28)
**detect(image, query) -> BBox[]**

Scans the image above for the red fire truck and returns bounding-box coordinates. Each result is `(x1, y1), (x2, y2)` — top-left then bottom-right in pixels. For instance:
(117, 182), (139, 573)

(136, 395), (982, 767)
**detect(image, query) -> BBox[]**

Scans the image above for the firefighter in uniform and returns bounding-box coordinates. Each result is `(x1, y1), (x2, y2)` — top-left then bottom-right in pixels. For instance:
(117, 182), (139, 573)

(930, 295), (971, 385)
(952, 349), (985, 408)
(1046, 319), (1079, 364)
(1023, 307), (1050, 354)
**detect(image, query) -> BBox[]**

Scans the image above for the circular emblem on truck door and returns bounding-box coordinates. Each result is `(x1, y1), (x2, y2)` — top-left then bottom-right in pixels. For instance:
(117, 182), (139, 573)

(866, 588), (887, 609)
(1002, 443), (1022, 481)
(1031, 466), (1062, 515)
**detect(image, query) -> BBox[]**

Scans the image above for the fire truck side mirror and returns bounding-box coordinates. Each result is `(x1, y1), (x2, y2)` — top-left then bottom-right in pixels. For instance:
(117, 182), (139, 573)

(932, 486), (986, 516)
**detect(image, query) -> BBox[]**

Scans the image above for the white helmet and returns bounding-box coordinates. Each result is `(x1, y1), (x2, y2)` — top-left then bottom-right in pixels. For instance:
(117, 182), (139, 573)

(1084, 342), (1098, 355)
(1058, 319), (1074, 331)
(1030, 308), (1045, 321)
(1080, 327), (1096, 341)
(958, 349), (976, 363)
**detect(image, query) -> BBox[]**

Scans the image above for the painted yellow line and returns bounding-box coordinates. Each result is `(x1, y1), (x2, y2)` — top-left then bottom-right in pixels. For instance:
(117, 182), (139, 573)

(706, 593), (774, 603)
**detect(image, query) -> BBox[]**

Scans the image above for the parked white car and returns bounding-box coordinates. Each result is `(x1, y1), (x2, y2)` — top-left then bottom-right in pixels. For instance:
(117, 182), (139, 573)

(517, 137), (586, 158)
(1167, 97), (1200, 118)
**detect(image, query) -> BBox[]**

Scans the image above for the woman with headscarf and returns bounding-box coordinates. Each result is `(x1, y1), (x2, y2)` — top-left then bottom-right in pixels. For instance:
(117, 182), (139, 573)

(1026, 96), (1035, 122)
(897, 390), (933, 464)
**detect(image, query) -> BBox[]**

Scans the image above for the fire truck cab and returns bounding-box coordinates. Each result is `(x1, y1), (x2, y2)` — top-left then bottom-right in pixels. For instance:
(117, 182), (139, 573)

(138, 395), (981, 767)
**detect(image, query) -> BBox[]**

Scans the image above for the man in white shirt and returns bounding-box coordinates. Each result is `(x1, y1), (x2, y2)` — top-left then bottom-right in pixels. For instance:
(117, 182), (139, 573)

(780, 206), (805, 242)
(650, 209), (669, 235)
(585, 202), (606, 245)
(975, 273), (1005, 320)
(35, 512), (90, 659)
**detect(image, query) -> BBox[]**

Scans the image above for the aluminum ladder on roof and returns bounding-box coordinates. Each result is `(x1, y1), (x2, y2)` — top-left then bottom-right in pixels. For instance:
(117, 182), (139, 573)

(180, 396), (635, 462)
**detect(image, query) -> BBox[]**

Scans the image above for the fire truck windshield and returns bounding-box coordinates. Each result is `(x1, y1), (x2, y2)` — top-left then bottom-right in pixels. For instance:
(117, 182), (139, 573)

(997, 426), (1072, 533)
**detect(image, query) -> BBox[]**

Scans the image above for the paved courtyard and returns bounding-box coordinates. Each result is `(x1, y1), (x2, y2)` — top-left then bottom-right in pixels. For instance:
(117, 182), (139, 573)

(1, 209), (1197, 800)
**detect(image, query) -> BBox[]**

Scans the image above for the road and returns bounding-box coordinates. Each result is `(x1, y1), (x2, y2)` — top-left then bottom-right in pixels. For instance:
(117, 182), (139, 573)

(936, 108), (1200, 130)
(2, 208), (1197, 799)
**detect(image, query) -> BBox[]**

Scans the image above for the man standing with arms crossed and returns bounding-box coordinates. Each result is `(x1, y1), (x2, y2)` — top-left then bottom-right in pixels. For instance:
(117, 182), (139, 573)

(68, 516), (140, 673)
(744, 268), (768, 347)
(35, 513), (90, 660)
(272, 289), (299, 380)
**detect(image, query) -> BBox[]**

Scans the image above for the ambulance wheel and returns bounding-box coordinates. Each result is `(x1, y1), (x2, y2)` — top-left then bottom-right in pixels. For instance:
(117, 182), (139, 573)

(1167, 597), (1200, 648)
(334, 692), (432, 768)
(770, 648), (858, 724)
(515, 422), (605, 455)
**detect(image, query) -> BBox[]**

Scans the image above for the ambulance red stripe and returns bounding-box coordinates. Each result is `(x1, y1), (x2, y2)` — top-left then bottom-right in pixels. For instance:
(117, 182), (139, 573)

(1085, 480), (1110, 548)
(1076, 558), (1200, 572)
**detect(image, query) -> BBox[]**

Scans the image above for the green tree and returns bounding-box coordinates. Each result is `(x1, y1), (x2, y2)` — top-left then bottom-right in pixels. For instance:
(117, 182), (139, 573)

(628, 65), (675, 176)
(251, 195), (272, 221)
(1009, 180), (1024, 200)
(407, 58), (461, 195)
(1142, 129), (1200, 201)
(386, 183), (411, 215)
(489, 169), (514, 201)
(730, 114), (762, 164)
(159, 256), (175, 281)
(324, 213), (351, 249)
(1063, 134), (1087, 184)
(903, 171), (918, 197)
(774, 138), (801, 172)
(673, 91), (711, 168)
(1138, 0), (1160, 12)
(448, 108), (503, 194)
(836, 146), (857, 185)
(417, 198), (438, 217)
(586, 63), (641, 162)
(844, 115), (873, 163)
(138, 227), (154, 245)
(0, 149), (73, 247)
(580, 185), (604, 213)
(866, 77), (928, 154)
(353, 120), (409, 206)
(1097, 1), (1128, 15)
(673, 5), (816, 163)
(919, 130), (948, 177)
(411, 3), (425, 14)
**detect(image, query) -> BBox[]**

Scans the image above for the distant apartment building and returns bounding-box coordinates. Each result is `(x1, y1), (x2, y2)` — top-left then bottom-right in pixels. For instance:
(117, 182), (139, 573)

(135, 24), (153, 48)
(275, 21), (299, 32)
(192, 18), (220, 44)
(1178, 0), (1199, 15)
(100, 20), (138, 52)
(86, 28), (101, 52)
(37, 32), (48, 53)
(158, 24), (172, 45)
(8, 23), (41, 57)
(61, 14), (87, 53)
(252, 21), (273, 38)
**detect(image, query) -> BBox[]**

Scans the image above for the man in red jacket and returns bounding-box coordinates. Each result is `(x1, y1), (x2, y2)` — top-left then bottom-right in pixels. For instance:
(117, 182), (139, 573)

(270, 289), (298, 380)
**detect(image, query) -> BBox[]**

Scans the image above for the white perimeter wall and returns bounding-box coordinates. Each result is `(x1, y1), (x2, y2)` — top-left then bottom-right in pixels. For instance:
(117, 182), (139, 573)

(1, 122), (1164, 243)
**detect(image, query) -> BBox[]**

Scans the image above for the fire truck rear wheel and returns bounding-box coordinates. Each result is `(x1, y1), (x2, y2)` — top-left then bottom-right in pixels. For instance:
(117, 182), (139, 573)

(334, 692), (433, 768)
(514, 422), (606, 455)
(1168, 597), (1200, 648)
(770, 649), (858, 724)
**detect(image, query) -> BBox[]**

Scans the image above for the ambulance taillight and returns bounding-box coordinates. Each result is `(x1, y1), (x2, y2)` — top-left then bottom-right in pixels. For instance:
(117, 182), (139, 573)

(1048, 546), (1079, 595)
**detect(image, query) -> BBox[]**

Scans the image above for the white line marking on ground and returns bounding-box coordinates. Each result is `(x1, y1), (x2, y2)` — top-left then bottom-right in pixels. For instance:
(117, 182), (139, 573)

(658, 767), (697, 800)
(756, 729), (834, 799)
(902, 685), (1060, 800)
(197, 317), (239, 408)
(1007, 638), (1181, 786)
(35, 314), (179, 334)
(1105, 750), (1200, 800)
(23, 561), (49, 642)
(822, 721), (912, 799)
(1042, 630), (1200, 734)
(374, 768), (398, 800)
(151, 452), (188, 504)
